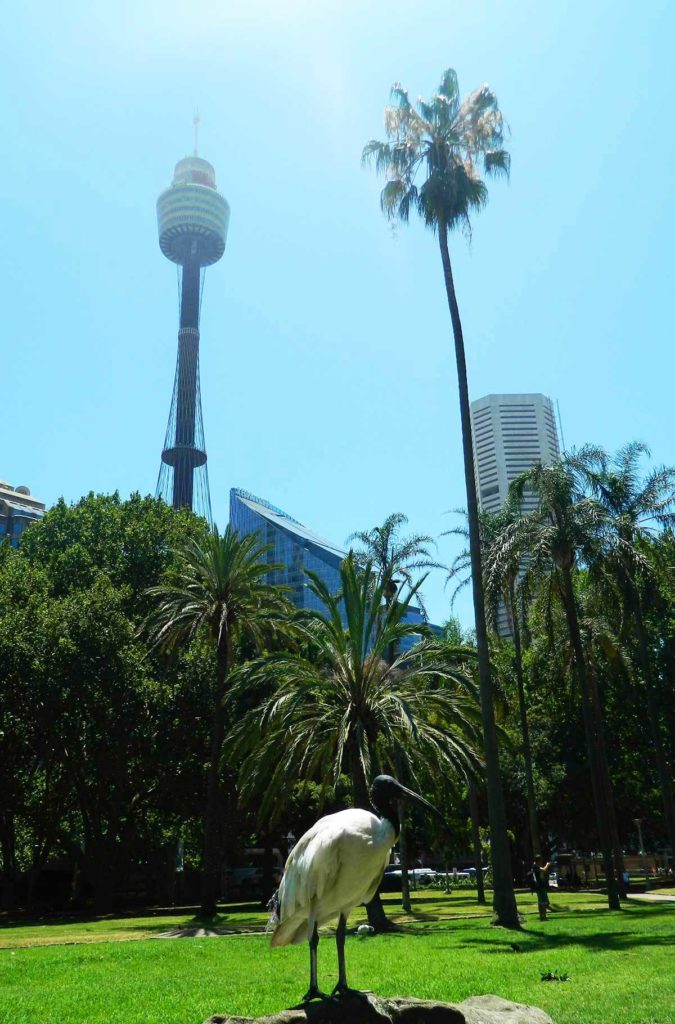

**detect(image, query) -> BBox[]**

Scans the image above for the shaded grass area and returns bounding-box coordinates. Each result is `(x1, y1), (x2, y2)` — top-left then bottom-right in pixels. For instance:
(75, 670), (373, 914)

(0, 891), (605, 949)
(0, 903), (268, 949)
(1, 895), (673, 1024)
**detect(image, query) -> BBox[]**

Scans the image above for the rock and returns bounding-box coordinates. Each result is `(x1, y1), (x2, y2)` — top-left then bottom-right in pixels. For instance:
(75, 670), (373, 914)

(459, 996), (554, 1024)
(204, 993), (554, 1024)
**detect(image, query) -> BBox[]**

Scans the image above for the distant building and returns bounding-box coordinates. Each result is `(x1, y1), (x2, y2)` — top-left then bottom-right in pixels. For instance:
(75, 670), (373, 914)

(0, 480), (45, 548)
(229, 488), (427, 646)
(469, 394), (561, 634)
(470, 394), (560, 515)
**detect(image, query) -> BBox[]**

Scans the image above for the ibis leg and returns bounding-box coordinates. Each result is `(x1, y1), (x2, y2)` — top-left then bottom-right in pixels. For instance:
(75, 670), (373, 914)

(331, 914), (370, 1001)
(301, 923), (329, 1003)
(335, 913), (348, 991)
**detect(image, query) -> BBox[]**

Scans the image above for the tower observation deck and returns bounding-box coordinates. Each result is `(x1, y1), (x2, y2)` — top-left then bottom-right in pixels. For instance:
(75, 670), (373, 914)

(155, 138), (230, 522)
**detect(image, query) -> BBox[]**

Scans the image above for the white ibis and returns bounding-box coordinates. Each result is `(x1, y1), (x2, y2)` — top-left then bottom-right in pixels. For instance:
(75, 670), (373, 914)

(268, 775), (446, 1002)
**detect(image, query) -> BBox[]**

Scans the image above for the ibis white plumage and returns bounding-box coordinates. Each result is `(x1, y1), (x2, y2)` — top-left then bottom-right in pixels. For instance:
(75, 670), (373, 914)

(268, 775), (446, 1002)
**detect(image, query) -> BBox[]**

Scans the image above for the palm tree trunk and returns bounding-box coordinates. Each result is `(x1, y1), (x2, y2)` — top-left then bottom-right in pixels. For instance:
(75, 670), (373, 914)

(508, 583), (540, 859)
(397, 799), (412, 913)
(633, 594), (675, 855)
(201, 637), (231, 916)
(560, 567), (621, 910)
(393, 749), (412, 913)
(438, 220), (519, 928)
(587, 648), (626, 897)
(348, 738), (393, 931)
(468, 782), (486, 905)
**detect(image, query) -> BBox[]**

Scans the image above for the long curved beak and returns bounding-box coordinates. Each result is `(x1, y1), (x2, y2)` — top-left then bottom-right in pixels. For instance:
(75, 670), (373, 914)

(397, 783), (451, 839)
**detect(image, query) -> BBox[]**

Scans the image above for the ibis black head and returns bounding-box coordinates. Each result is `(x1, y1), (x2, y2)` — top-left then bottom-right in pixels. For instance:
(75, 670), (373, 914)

(369, 775), (450, 838)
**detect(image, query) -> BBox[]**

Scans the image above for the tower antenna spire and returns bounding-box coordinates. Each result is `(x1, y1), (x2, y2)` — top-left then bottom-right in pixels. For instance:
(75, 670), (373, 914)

(193, 111), (200, 156)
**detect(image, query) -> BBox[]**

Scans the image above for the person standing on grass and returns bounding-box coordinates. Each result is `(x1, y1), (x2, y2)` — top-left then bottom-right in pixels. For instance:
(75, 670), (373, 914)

(531, 855), (552, 921)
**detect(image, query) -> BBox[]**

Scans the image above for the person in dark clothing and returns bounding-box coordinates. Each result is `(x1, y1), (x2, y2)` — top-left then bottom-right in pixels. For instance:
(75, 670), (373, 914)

(531, 854), (552, 921)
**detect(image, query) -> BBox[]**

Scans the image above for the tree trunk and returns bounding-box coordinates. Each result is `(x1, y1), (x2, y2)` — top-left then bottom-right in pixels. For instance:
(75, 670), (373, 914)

(0, 814), (18, 913)
(91, 856), (116, 915)
(438, 222), (518, 928)
(468, 782), (486, 905)
(560, 567), (621, 910)
(634, 595), (675, 854)
(201, 636), (231, 916)
(261, 829), (276, 907)
(398, 799), (412, 913)
(349, 740), (395, 931)
(393, 750), (412, 914)
(587, 649), (626, 898)
(508, 583), (540, 859)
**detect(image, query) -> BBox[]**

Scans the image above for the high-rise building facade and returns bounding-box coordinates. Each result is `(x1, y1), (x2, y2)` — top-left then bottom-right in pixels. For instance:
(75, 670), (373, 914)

(229, 488), (427, 643)
(0, 480), (45, 548)
(470, 393), (560, 515)
(469, 394), (561, 635)
(230, 489), (344, 617)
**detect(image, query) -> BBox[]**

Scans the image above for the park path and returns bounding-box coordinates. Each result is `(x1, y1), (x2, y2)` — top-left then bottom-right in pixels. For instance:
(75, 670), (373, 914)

(627, 892), (675, 903)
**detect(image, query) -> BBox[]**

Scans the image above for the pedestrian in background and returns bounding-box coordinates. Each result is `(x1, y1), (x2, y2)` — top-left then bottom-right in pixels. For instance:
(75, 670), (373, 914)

(530, 855), (552, 921)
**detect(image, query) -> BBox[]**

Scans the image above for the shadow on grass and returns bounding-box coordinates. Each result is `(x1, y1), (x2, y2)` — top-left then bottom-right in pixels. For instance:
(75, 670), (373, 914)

(0, 901), (268, 933)
(457, 928), (675, 954)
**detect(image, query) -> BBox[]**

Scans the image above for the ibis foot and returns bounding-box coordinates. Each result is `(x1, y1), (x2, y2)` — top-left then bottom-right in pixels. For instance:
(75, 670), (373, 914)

(298, 987), (332, 1005)
(331, 984), (372, 1001)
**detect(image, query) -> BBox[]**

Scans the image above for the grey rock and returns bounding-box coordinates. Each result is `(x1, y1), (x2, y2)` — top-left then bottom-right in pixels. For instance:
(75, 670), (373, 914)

(204, 993), (554, 1024)
(459, 996), (554, 1024)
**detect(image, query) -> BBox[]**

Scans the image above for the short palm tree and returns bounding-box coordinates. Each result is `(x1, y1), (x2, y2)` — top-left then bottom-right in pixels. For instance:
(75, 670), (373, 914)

(227, 554), (483, 927)
(448, 500), (541, 860)
(576, 442), (675, 854)
(143, 525), (295, 916)
(504, 456), (622, 909)
(363, 68), (517, 926)
(347, 512), (445, 909)
(347, 512), (443, 617)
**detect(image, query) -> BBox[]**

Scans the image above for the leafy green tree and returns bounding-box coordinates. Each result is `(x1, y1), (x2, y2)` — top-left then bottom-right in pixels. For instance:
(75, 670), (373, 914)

(575, 443), (675, 855)
(228, 554), (482, 928)
(363, 68), (517, 926)
(143, 525), (295, 916)
(1, 493), (206, 912)
(505, 457), (622, 908)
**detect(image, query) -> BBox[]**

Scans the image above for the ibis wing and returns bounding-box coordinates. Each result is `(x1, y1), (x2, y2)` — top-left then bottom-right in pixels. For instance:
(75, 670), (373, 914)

(278, 817), (342, 923)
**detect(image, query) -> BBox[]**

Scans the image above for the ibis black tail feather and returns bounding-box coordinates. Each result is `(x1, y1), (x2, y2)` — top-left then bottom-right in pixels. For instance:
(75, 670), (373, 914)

(266, 888), (280, 933)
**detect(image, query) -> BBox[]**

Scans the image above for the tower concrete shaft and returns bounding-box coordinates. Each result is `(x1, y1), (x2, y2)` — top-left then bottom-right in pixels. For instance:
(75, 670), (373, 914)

(155, 153), (230, 522)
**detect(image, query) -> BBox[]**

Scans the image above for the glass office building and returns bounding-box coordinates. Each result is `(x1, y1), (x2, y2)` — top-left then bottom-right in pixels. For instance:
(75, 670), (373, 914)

(0, 481), (45, 548)
(229, 488), (428, 644)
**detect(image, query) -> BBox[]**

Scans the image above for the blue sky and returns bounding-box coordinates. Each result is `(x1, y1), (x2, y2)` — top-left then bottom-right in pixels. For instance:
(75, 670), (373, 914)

(2, 0), (673, 626)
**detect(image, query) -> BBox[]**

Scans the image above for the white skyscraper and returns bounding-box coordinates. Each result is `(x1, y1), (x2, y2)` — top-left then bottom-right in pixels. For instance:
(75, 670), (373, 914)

(470, 393), (560, 514)
(469, 393), (561, 635)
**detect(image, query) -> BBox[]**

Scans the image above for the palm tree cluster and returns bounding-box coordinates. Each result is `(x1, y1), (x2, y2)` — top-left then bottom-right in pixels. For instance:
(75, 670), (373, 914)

(141, 519), (485, 920)
(450, 443), (675, 911)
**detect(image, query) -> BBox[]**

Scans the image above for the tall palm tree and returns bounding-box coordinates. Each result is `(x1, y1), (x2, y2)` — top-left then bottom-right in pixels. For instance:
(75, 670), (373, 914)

(363, 68), (518, 926)
(504, 457), (622, 909)
(576, 442), (675, 854)
(143, 526), (295, 916)
(227, 554), (483, 927)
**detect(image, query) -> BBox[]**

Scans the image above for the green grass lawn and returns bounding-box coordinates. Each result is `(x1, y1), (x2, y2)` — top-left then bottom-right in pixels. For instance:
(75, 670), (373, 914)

(1, 892), (673, 1024)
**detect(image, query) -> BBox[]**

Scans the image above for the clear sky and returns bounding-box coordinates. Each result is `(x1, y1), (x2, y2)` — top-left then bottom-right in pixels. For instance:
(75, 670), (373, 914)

(2, 0), (673, 627)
